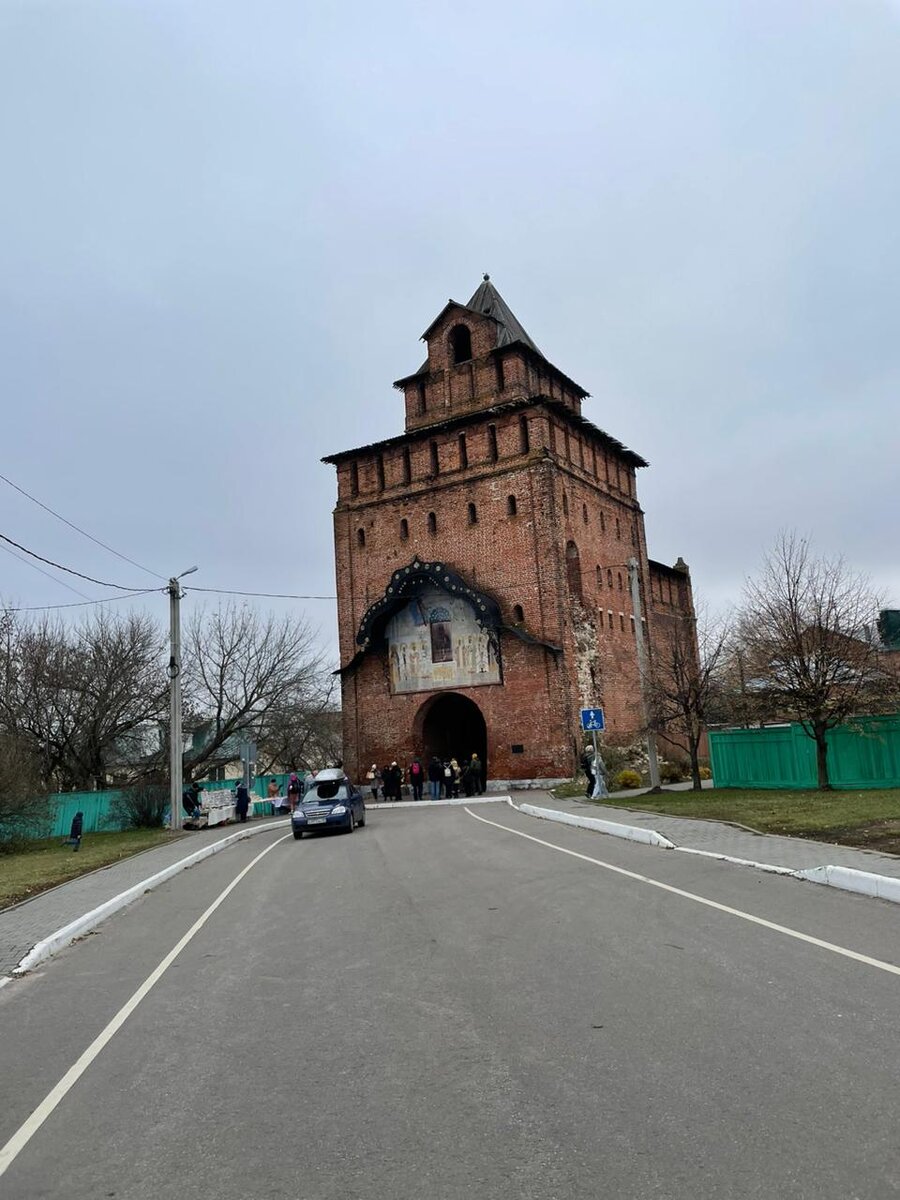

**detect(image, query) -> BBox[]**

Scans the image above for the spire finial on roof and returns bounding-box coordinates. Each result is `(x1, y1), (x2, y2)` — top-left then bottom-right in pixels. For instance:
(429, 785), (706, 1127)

(483, 272), (490, 281)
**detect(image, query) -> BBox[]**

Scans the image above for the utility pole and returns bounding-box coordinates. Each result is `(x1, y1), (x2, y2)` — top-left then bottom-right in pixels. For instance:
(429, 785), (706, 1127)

(628, 556), (661, 792)
(168, 567), (198, 831)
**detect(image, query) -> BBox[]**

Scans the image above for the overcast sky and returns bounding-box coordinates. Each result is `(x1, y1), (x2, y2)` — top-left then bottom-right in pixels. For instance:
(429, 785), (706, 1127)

(1, 0), (898, 660)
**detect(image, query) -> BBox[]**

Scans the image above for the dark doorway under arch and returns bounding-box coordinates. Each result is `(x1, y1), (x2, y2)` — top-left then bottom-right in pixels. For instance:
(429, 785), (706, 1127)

(418, 692), (487, 774)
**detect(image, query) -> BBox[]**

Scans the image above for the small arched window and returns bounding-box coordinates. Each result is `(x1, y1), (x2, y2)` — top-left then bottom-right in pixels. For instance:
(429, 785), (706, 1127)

(620, 613), (625, 631)
(357, 528), (365, 548)
(519, 415), (530, 453)
(350, 462), (359, 497)
(565, 540), (582, 600)
(513, 604), (524, 623)
(430, 440), (439, 476)
(607, 610), (613, 629)
(599, 510), (605, 533)
(596, 566), (602, 589)
(467, 502), (478, 525)
(400, 518), (409, 541)
(617, 572), (623, 591)
(427, 511), (437, 534)
(607, 569), (613, 588)
(507, 495), (517, 516)
(562, 491), (569, 517)
(458, 433), (468, 469)
(402, 447), (411, 485)
(582, 503), (588, 524)
(450, 324), (473, 364)
(488, 424), (498, 463)
(376, 454), (385, 491)
(615, 517), (621, 540)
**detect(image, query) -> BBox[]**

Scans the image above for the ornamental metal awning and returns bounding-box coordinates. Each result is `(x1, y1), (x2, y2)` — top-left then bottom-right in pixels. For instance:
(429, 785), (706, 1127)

(337, 558), (560, 677)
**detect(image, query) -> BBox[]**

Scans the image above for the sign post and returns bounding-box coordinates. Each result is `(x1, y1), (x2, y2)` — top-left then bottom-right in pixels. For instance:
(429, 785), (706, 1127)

(580, 708), (608, 800)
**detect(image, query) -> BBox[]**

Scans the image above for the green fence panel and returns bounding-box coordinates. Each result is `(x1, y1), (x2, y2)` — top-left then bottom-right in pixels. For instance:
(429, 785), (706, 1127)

(49, 790), (129, 838)
(709, 716), (900, 789)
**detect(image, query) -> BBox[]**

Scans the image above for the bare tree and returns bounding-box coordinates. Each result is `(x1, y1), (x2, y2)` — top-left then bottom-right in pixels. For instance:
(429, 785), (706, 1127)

(0, 731), (48, 844)
(736, 532), (899, 789)
(182, 603), (332, 780)
(0, 610), (167, 790)
(257, 683), (341, 774)
(648, 603), (731, 790)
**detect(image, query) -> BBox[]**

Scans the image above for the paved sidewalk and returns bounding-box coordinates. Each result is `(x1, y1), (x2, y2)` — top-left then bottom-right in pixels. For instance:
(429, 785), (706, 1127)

(511, 789), (900, 879)
(0, 818), (288, 977)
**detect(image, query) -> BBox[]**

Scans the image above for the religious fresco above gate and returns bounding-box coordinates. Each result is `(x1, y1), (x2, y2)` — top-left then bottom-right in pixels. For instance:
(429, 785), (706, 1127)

(386, 585), (500, 694)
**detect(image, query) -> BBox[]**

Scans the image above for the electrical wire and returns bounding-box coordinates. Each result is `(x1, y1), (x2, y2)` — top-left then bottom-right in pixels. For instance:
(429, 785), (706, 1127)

(0, 470), (166, 581)
(185, 587), (337, 600)
(2, 589), (161, 613)
(0, 540), (93, 601)
(0, 532), (147, 591)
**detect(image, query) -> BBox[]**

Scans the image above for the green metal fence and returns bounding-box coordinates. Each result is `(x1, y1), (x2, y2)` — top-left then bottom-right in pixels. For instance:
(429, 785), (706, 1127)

(12, 772), (310, 841)
(708, 716), (900, 789)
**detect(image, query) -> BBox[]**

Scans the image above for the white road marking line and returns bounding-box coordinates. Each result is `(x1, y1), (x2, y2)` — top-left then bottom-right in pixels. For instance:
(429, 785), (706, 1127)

(0, 832), (291, 1181)
(465, 807), (900, 979)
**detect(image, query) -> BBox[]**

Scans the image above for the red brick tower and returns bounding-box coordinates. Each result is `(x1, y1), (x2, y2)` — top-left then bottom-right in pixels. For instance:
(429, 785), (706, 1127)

(324, 276), (695, 786)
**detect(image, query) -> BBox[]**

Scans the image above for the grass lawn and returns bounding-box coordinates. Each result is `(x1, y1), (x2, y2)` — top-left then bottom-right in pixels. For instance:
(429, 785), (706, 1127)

(0, 828), (185, 910)
(585, 787), (900, 854)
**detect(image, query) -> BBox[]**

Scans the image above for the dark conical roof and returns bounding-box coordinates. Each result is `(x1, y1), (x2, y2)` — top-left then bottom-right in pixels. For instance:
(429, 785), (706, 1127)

(463, 274), (542, 356)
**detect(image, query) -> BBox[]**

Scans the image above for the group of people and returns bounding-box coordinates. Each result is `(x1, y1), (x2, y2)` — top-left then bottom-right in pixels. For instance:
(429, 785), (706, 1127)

(367, 753), (486, 802)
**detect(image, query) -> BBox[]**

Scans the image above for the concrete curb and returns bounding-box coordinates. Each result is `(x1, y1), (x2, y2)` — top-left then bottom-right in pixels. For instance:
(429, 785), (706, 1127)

(367, 796), (511, 810)
(513, 801), (676, 848)
(9, 818), (291, 979)
(509, 801), (900, 906)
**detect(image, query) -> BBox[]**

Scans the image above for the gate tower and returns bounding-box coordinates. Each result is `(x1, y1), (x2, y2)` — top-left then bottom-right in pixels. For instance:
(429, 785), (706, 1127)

(324, 276), (696, 786)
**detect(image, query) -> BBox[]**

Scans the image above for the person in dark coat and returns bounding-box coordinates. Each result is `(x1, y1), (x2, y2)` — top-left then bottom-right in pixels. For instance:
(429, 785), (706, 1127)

(235, 782), (250, 823)
(427, 756), (443, 801)
(469, 753), (485, 796)
(182, 782), (202, 816)
(408, 757), (424, 802)
(66, 811), (84, 851)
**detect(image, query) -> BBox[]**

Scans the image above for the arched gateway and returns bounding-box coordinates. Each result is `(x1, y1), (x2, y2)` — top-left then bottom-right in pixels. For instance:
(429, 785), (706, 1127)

(416, 692), (487, 773)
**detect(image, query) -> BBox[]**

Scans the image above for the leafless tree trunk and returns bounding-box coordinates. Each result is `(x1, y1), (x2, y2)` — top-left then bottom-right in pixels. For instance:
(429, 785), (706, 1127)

(182, 603), (333, 781)
(0, 610), (167, 790)
(736, 532), (899, 789)
(648, 603), (730, 790)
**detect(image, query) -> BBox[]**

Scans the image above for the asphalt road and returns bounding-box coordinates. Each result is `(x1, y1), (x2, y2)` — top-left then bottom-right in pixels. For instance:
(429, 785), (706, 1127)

(2, 803), (900, 1199)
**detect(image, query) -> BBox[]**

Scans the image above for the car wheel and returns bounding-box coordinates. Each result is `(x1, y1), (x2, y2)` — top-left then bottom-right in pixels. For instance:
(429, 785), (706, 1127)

(347, 810), (355, 833)
(293, 830), (303, 840)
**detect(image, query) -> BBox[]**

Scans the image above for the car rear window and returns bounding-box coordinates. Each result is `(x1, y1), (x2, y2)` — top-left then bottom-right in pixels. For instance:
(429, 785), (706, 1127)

(310, 781), (350, 801)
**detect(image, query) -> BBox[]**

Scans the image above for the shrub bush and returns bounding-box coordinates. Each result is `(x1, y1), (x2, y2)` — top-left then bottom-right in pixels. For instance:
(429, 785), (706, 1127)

(110, 781), (168, 830)
(614, 769), (642, 790)
(658, 761), (685, 784)
(699, 766), (712, 780)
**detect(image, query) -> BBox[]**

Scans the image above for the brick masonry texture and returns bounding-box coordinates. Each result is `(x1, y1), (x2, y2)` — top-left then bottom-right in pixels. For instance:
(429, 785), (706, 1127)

(325, 288), (696, 782)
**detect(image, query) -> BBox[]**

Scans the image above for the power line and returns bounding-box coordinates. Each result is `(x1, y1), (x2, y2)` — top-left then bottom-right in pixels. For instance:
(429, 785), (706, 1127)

(0, 540), (93, 601)
(2, 589), (161, 614)
(0, 470), (166, 581)
(0, 532), (147, 591)
(185, 587), (337, 600)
